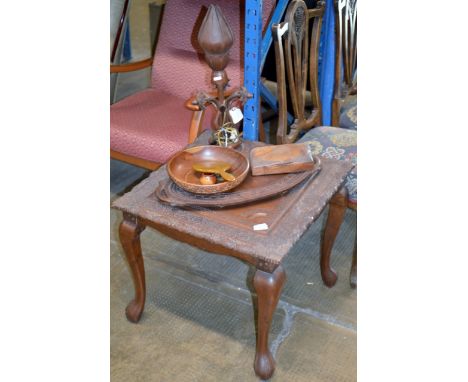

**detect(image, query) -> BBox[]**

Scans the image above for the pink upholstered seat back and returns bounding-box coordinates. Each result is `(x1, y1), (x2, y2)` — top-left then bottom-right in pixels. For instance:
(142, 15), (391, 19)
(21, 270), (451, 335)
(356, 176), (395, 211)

(151, 0), (275, 99)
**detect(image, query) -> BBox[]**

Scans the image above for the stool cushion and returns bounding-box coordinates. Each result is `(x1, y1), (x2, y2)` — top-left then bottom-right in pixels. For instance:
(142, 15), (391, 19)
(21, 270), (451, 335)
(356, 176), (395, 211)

(299, 126), (357, 205)
(339, 98), (357, 130)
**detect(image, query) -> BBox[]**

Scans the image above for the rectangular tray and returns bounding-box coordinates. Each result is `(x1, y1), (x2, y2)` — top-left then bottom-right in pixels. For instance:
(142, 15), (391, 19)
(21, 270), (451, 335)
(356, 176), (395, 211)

(250, 142), (316, 175)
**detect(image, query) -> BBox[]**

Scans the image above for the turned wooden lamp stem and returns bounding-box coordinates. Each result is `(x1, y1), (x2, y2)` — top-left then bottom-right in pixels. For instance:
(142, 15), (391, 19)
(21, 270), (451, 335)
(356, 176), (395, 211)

(194, 4), (251, 142)
(198, 4), (233, 105)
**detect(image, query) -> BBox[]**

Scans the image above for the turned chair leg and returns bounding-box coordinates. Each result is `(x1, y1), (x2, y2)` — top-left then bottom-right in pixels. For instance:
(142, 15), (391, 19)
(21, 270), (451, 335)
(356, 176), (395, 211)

(119, 213), (146, 323)
(252, 265), (286, 380)
(258, 112), (266, 142)
(350, 235), (357, 288)
(321, 187), (348, 287)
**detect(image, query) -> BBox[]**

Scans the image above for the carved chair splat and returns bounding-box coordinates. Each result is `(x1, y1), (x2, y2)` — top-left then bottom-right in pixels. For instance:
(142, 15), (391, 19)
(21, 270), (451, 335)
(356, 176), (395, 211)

(332, 0), (357, 126)
(272, 0), (325, 144)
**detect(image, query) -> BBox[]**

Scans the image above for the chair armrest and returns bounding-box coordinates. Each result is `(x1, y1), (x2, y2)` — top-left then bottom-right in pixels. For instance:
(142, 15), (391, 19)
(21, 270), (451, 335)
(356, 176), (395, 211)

(188, 110), (205, 144)
(185, 96), (202, 111)
(110, 58), (153, 73)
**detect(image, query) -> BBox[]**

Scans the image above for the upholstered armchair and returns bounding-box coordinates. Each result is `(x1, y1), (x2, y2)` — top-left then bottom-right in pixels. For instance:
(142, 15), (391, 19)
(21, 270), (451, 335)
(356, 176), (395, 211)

(110, 0), (275, 170)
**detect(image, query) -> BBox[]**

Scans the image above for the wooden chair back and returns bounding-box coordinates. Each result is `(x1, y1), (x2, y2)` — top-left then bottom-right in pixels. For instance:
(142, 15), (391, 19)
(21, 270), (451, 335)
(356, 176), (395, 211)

(332, 0), (357, 126)
(272, 0), (325, 144)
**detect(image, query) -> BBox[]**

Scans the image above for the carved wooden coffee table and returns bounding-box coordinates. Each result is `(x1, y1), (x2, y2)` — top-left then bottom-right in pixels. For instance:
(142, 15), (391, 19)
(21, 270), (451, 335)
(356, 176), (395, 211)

(112, 136), (353, 380)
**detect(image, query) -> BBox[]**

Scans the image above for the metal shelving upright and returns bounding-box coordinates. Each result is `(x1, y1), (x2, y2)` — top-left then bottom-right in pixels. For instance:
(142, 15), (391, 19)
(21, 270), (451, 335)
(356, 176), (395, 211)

(243, 0), (335, 139)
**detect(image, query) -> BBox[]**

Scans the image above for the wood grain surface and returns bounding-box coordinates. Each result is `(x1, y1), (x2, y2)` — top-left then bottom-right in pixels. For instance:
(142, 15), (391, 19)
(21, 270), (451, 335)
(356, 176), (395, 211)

(113, 155), (353, 272)
(250, 142), (317, 175)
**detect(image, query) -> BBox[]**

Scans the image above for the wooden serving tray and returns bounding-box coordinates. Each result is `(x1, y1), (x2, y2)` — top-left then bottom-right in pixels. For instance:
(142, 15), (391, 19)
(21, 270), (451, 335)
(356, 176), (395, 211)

(153, 156), (321, 208)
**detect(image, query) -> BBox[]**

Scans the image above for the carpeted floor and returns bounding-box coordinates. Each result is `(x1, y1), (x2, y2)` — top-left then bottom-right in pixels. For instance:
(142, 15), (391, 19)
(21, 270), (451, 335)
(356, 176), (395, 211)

(110, 159), (357, 381)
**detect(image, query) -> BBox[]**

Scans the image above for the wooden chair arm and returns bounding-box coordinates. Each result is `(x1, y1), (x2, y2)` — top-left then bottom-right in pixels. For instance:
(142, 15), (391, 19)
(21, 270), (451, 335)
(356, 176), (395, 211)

(110, 58), (153, 73)
(188, 110), (205, 143)
(185, 97), (202, 111)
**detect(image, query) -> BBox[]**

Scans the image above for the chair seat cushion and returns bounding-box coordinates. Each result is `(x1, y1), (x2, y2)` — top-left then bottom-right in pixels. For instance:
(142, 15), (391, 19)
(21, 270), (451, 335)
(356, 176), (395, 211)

(298, 126), (357, 205)
(111, 89), (209, 164)
(339, 97), (357, 130)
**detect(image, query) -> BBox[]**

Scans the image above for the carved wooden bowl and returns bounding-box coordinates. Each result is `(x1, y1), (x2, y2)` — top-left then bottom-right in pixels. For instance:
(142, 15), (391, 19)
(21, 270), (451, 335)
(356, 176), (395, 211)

(167, 146), (249, 194)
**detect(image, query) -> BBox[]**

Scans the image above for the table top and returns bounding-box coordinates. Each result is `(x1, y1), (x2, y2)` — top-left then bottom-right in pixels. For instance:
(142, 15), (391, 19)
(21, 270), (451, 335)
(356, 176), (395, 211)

(112, 134), (353, 272)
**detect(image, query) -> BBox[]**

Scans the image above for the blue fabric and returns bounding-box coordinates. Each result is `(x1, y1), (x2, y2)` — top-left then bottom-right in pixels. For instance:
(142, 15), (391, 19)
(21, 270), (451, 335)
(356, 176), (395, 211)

(298, 126), (357, 205)
(318, 0), (336, 126)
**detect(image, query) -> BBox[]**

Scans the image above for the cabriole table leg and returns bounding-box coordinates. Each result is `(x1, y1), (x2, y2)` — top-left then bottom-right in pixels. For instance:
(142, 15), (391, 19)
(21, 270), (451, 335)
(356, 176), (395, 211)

(119, 213), (146, 323)
(320, 187), (348, 287)
(253, 265), (286, 380)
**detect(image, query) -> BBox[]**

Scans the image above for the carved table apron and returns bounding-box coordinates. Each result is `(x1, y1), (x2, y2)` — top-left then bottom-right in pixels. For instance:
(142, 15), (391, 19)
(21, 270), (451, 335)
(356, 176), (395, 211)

(112, 139), (353, 380)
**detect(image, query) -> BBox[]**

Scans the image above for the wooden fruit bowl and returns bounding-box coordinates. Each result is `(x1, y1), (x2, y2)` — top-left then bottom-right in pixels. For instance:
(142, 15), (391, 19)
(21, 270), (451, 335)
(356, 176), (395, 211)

(167, 145), (249, 194)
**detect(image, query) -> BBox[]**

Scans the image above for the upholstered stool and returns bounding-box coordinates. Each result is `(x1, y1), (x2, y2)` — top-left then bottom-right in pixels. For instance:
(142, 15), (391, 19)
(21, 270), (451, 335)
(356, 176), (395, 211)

(298, 126), (357, 288)
(298, 126), (356, 207)
(339, 97), (357, 131)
